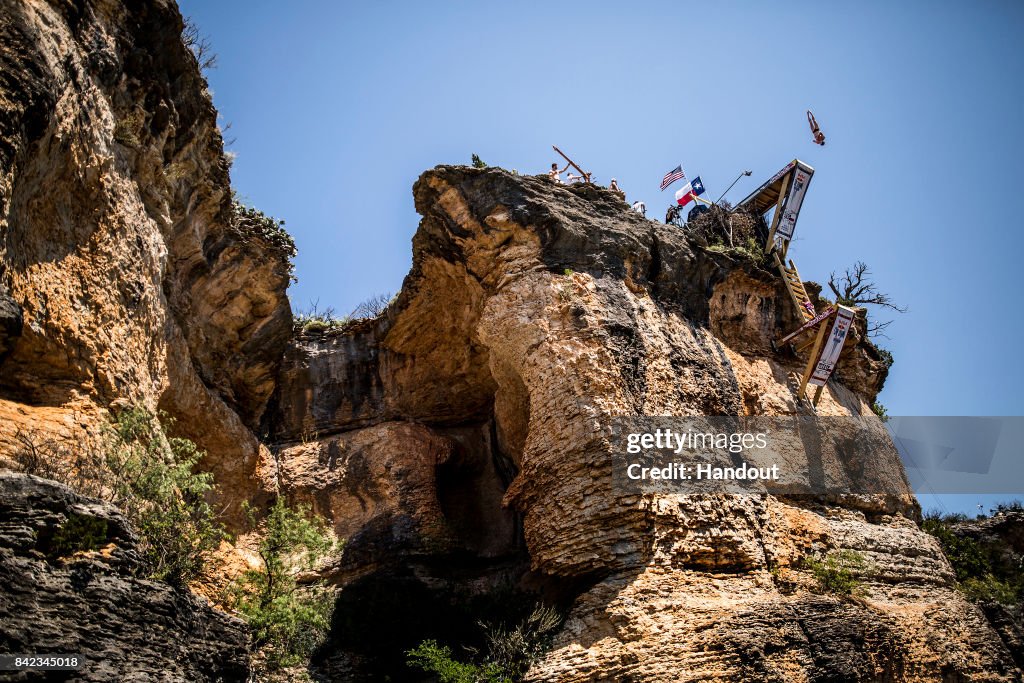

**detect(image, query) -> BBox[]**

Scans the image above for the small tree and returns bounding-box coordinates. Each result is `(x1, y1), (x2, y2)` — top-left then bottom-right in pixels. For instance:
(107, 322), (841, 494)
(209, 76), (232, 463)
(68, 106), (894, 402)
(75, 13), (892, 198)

(182, 17), (217, 72)
(8, 408), (226, 587)
(406, 641), (509, 683)
(105, 408), (225, 586)
(828, 261), (907, 338)
(232, 498), (338, 669)
(350, 292), (392, 319)
(471, 154), (488, 169)
(803, 550), (868, 596)
(407, 604), (561, 683)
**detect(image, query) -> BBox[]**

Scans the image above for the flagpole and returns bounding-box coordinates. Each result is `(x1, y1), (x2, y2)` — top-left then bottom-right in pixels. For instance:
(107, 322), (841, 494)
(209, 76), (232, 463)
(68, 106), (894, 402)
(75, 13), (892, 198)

(714, 170), (753, 205)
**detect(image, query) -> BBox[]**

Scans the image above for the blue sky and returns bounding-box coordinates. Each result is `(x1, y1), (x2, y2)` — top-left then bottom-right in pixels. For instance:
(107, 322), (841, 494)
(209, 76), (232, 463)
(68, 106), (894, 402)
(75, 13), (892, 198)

(180, 1), (1024, 513)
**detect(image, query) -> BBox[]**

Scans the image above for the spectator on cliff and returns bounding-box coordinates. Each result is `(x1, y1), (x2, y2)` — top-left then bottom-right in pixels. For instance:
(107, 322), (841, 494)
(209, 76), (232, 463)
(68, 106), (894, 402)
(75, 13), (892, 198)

(609, 178), (626, 201)
(631, 200), (646, 217)
(548, 162), (570, 183)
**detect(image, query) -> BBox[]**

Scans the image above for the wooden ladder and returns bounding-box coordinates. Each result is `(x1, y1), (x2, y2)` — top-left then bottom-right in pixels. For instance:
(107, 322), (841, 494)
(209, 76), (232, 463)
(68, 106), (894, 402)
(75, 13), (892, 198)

(774, 253), (815, 322)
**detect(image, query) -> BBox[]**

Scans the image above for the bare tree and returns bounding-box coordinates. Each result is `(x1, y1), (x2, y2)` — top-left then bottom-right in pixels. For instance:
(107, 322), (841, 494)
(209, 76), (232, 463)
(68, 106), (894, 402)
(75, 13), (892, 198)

(9, 427), (109, 499)
(866, 319), (894, 338)
(293, 298), (339, 327)
(182, 17), (217, 72)
(350, 292), (393, 319)
(828, 261), (906, 338)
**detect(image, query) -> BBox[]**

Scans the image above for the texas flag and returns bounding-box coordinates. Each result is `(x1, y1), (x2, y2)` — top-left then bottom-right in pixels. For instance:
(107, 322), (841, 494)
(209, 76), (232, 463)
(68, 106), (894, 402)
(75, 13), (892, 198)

(674, 176), (706, 207)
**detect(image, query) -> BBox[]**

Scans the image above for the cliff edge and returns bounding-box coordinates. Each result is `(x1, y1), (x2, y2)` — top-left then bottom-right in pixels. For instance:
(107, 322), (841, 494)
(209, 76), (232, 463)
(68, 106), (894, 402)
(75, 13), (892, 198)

(267, 167), (1020, 681)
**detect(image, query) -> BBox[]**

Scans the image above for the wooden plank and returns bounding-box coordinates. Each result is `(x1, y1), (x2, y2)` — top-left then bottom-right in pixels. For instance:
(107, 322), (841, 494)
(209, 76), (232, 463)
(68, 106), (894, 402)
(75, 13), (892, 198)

(811, 384), (825, 407)
(780, 230), (792, 260)
(775, 252), (814, 321)
(787, 260), (814, 319)
(795, 336), (818, 353)
(552, 146), (591, 183)
(735, 159), (800, 213)
(798, 313), (831, 400)
(764, 170), (792, 253)
(777, 306), (835, 346)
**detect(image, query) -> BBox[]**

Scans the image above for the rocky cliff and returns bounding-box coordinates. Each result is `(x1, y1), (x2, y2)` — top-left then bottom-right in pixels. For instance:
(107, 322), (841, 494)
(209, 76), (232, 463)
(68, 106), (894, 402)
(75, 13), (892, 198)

(0, 2), (288, 675)
(268, 167), (1019, 681)
(0, 1), (1021, 682)
(0, 0), (292, 515)
(0, 472), (249, 682)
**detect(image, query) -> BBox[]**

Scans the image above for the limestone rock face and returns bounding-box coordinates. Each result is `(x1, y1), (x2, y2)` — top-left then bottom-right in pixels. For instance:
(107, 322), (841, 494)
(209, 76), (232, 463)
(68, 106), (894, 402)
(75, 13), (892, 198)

(0, 472), (250, 682)
(0, 0), (1017, 678)
(0, 0), (292, 512)
(270, 167), (1021, 681)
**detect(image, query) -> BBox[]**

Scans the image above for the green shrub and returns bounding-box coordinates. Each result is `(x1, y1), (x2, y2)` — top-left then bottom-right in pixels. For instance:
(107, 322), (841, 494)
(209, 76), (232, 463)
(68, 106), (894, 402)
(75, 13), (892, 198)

(163, 160), (191, 183)
(11, 407), (225, 586)
(293, 300), (351, 334)
(922, 513), (990, 583)
(407, 604), (561, 683)
(293, 294), (394, 334)
(471, 154), (488, 169)
(483, 605), (560, 679)
(49, 514), (109, 558)
(231, 198), (297, 279)
(231, 498), (338, 670)
(706, 237), (769, 268)
(871, 402), (889, 422)
(742, 236), (767, 263)
(804, 550), (867, 596)
(407, 641), (510, 683)
(105, 407), (225, 586)
(961, 575), (1018, 604)
(922, 510), (1023, 605)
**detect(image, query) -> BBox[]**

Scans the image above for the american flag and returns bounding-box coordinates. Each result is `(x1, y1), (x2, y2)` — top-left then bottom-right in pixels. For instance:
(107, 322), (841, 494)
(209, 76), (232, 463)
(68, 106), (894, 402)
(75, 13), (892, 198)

(660, 165), (685, 191)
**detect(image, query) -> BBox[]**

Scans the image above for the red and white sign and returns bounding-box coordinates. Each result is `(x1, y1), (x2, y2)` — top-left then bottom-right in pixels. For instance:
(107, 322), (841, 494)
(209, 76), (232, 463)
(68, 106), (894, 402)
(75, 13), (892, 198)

(808, 306), (855, 386)
(776, 168), (813, 240)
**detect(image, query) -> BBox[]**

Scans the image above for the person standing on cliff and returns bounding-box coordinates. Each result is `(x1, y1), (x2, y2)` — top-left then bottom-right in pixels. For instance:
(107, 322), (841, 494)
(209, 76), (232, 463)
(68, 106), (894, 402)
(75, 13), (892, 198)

(666, 204), (681, 225)
(631, 200), (646, 216)
(548, 162), (570, 183)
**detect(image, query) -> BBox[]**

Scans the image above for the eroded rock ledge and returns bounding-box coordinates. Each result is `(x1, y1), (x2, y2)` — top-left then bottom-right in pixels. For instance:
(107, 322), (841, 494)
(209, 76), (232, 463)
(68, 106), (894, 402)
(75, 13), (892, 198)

(0, 472), (249, 682)
(269, 167), (1019, 681)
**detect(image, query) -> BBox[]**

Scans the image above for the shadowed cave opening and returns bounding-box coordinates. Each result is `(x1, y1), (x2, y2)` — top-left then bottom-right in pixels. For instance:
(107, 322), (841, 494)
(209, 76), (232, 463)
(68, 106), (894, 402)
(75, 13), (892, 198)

(301, 332), (601, 681)
(308, 415), (593, 681)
